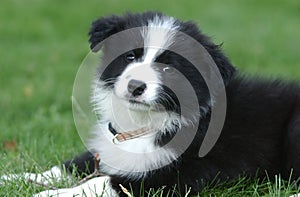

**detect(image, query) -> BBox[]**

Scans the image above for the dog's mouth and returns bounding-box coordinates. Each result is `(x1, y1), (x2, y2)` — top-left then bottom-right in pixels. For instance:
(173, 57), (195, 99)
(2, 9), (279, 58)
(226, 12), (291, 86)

(128, 98), (151, 110)
(116, 93), (170, 112)
(128, 99), (147, 105)
(128, 99), (171, 113)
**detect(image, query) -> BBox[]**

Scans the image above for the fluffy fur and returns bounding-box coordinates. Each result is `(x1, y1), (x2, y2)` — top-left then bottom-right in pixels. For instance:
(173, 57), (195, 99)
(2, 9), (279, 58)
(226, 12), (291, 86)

(38, 12), (300, 196)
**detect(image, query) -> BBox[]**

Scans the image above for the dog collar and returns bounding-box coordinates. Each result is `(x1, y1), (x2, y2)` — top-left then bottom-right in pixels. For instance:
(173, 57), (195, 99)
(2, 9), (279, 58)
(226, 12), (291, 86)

(108, 122), (151, 144)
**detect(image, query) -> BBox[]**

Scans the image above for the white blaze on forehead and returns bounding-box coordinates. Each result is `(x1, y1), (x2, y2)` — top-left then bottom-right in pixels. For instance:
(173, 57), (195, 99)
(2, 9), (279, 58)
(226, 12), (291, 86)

(143, 16), (178, 63)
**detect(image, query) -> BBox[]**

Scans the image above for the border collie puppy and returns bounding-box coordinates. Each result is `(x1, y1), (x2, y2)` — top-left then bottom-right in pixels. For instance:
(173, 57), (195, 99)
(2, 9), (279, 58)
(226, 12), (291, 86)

(5, 12), (300, 197)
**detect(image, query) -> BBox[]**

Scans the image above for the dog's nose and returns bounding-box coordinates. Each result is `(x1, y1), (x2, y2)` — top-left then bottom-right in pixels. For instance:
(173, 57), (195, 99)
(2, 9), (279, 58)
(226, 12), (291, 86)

(127, 79), (147, 97)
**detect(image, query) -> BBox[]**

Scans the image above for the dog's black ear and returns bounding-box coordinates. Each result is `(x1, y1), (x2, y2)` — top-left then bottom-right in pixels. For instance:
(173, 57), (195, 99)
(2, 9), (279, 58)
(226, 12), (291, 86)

(88, 15), (125, 52)
(179, 21), (236, 86)
(207, 44), (236, 86)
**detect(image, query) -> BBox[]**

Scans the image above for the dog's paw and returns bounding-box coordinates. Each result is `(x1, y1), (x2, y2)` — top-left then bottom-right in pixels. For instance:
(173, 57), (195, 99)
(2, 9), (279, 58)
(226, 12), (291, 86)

(0, 166), (64, 185)
(33, 176), (117, 197)
(290, 194), (300, 197)
(33, 188), (71, 197)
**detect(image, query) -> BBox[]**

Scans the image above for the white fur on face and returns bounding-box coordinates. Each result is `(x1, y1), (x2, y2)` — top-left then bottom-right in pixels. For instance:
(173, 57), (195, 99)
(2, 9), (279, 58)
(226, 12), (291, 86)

(114, 16), (178, 106)
(114, 62), (160, 104)
(143, 15), (178, 63)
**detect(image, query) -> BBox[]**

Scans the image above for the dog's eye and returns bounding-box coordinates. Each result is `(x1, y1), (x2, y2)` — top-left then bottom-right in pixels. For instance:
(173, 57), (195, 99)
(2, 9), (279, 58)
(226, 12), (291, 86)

(163, 66), (174, 73)
(125, 52), (135, 62)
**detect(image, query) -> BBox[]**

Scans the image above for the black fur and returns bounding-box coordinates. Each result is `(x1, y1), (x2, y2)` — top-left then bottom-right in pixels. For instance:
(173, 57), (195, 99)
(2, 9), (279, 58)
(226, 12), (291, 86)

(64, 12), (300, 196)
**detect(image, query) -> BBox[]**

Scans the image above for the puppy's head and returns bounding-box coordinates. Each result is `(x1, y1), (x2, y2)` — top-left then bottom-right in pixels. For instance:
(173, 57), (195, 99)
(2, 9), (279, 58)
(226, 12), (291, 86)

(89, 12), (235, 119)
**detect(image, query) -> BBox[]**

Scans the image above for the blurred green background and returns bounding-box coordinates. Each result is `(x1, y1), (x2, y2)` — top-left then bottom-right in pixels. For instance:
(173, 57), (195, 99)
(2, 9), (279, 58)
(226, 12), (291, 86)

(0, 0), (299, 195)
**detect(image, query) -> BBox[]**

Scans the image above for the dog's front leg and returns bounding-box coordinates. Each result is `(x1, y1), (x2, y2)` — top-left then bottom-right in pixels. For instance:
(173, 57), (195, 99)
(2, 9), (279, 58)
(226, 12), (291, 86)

(33, 176), (117, 197)
(1, 151), (95, 185)
(0, 166), (64, 185)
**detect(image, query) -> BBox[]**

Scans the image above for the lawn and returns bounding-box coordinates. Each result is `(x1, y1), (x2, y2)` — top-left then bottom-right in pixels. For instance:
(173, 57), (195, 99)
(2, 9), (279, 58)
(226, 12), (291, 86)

(0, 0), (300, 196)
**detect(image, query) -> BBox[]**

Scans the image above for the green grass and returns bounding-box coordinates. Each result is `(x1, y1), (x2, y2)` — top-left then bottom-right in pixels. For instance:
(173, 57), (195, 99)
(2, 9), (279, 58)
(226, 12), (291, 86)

(0, 0), (300, 196)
